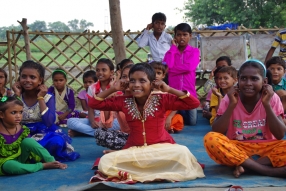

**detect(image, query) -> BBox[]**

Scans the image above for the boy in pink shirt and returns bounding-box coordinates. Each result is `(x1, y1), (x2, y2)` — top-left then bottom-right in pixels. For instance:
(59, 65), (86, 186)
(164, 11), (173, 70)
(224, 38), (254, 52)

(163, 23), (200, 125)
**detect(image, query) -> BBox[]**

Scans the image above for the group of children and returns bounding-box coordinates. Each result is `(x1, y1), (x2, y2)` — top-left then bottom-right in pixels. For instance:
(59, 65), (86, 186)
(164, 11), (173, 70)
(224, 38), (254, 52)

(1, 11), (286, 185)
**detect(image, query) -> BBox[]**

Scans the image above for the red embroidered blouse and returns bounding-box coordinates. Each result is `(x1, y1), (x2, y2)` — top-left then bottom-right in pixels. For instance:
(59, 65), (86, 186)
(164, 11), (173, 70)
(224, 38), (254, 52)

(88, 93), (200, 149)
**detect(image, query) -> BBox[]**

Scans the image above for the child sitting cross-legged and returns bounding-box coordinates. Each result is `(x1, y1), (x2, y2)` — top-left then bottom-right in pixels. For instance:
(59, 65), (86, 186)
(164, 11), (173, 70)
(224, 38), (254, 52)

(204, 59), (286, 178)
(48, 68), (80, 127)
(67, 58), (121, 137)
(0, 96), (67, 175)
(209, 66), (237, 125)
(88, 63), (205, 183)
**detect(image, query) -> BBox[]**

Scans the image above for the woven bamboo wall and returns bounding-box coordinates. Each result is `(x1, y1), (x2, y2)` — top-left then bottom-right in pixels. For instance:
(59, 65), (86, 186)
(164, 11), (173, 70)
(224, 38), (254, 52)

(0, 27), (281, 98)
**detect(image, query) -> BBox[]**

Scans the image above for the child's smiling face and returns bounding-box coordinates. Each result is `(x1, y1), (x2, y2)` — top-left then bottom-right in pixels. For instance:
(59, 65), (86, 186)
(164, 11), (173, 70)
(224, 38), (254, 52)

(268, 63), (285, 85)
(129, 71), (152, 99)
(238, 66), (264, 98)
(216, 72), (237, 90)
(20, 68), (43, 91)
(95, 62), (114, 82)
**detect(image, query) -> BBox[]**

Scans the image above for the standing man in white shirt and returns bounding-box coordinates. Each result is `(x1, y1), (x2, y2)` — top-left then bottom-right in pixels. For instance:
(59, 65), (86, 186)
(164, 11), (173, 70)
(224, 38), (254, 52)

(138, 12), (173, 62)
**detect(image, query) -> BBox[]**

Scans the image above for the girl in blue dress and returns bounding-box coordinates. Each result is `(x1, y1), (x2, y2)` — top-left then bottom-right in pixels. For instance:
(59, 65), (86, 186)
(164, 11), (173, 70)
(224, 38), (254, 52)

(12, 60), (80, 162)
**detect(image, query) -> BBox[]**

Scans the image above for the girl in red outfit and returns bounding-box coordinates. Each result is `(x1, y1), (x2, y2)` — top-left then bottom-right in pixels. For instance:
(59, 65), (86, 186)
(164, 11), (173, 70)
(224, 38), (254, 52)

(88, 63), (204, 183)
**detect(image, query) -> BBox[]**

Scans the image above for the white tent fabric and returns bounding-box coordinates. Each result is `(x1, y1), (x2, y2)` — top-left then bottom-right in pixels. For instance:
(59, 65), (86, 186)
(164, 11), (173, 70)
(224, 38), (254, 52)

(200, 36), (248, 70)
(189, 36), (199, 48)
(249, 34), (279, 62)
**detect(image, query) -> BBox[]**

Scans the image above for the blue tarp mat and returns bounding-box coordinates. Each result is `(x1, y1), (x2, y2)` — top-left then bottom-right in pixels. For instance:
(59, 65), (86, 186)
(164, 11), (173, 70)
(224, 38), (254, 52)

(1, 112), (286, 191)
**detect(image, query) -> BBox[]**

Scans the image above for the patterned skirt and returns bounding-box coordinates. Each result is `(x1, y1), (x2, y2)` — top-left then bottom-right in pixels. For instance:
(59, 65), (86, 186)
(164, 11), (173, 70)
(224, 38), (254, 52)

(94, 127), (129, 150)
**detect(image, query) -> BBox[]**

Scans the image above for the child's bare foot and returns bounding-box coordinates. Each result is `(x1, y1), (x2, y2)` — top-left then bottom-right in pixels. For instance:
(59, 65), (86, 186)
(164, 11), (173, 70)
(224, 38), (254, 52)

(233, 166), (244, 178)
(103, 150), (116, 154)
(43, 161), (67, 170)
(68, 129), (80, 137)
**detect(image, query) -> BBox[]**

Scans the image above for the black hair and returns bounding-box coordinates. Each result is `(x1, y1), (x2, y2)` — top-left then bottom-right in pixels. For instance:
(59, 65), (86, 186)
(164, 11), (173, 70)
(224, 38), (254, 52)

(83, 70), (97, 82)
(120, 64), (134, 79)
(96, 58), (114, 71)
(266, 69), (272, 85)
(174, 23), (192, 36)
(238, 60), (265, 78)
(217, 66), (238, 79)
(216, 56), (232, 66)
(152, 12), (166, 23)
(129, 63), (155, 82)
(213, 66), (224, 78)
(265, 56), (286, 69)
(0, 68), (8, 85)
(19, 60), (45, 82)
(52, 68), (67, 79)
(0, 96), (23, 115)
(150, 61), (168, 74)
(116, 59), (134, 72)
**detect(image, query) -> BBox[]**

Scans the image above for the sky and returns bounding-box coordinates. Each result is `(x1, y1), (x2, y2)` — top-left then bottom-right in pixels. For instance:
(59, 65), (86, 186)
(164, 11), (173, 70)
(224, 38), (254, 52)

(1, 0), (187, 31)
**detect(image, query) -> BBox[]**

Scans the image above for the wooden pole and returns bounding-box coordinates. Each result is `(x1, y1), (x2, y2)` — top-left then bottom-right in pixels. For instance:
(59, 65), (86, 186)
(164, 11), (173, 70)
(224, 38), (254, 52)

(6, 31), (13, 87)
(17, 18), (31, 60)
(109, 0), (126, 64)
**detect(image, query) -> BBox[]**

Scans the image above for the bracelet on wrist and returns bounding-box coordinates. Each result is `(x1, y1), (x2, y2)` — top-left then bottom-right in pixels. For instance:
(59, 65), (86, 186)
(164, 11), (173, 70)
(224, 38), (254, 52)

(93, 95), (104, 101)
(179, 91), (190, 99)
(37, 96), (44, 100)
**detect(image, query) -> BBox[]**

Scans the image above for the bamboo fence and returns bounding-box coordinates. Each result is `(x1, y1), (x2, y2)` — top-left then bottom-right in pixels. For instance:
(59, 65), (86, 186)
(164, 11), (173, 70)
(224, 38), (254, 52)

(0, 27), (282, 98)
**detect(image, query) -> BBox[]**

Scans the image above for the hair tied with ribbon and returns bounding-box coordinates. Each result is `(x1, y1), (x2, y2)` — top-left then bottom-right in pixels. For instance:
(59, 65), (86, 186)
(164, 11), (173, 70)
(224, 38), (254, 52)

(0, 96), (8, 102)
(53, 69), (67, 77)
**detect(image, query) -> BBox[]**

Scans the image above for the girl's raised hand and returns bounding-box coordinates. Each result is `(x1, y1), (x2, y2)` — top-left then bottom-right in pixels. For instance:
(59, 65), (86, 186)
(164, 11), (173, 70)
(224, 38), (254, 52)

(261, 84), (274, 106)
(37, 84), (48, 97)
(12, 82), (22, 96)
(113, 79), (129, 91)
(153, 80), (170, 92)
(227, 86), (239, 106)
(209, 67), (217, 80)
(212, 87), (222, 98)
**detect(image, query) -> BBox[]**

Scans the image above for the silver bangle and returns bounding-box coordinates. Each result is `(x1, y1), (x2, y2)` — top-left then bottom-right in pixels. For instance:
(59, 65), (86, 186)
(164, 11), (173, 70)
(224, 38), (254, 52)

(41, 107), (49, 116)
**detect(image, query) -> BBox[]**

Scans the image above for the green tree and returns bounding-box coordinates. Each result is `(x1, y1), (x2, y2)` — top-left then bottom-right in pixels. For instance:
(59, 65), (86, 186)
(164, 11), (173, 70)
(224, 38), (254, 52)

(0, 25), (21, 40)
(79, 19), (94, 31)
(68, 19), (94, 32)
(68, 19), (79, 31)
(48, 21), (70, 32)
(29, 20), (47, 31)
(183, 0), (286, 28)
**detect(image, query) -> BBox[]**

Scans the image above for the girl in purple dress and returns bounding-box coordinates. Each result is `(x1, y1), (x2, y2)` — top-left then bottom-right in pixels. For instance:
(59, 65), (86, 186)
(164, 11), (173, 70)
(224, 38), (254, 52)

(48, 68), (80, 127)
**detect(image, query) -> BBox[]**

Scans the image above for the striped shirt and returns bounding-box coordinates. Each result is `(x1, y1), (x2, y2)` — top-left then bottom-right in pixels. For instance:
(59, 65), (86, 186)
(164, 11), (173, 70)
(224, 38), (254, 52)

(272, 28), (286, 60)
